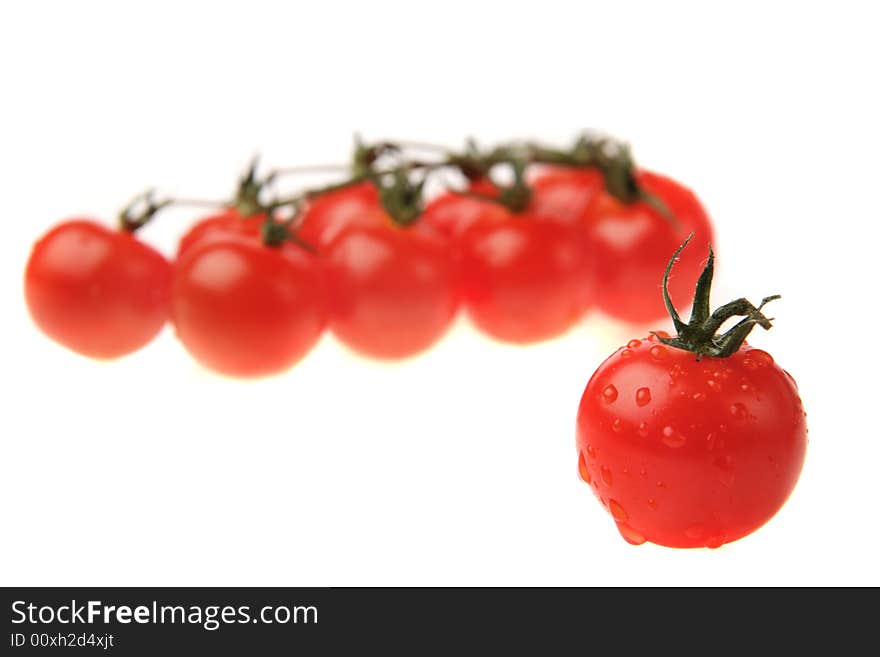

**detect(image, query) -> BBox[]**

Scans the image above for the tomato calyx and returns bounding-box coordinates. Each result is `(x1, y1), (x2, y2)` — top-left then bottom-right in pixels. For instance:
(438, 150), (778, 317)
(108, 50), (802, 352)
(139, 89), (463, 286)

(455, 159), (532, 214)
(233, 157), (275, 217)
(651, 234), (781, 359)
(375, 169), (426, 227)
(257, 211), (316, 252)
(118, 189), (173, 232)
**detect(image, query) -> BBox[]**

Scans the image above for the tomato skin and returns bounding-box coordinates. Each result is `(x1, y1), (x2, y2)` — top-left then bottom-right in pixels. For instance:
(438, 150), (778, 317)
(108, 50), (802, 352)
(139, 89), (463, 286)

(296, 182), (385, 250)
(170, 235), (325, 377)
(576, 337), (807, 548)
(24, 219), (171, 359)
(582, 170), (714, 323)
(421, 168), (603, 240)
(325, 223), (459, 359)
(529, 167), (605, 226)
(459, 218), (594, 343)
(177, 208), (264, 256)
(420, 192), (510, 241)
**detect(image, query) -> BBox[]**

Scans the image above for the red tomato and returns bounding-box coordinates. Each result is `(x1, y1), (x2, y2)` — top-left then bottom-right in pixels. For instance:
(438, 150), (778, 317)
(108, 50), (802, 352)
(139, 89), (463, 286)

(24, 219), (171, 359)
(582, 170), (714, 323)
(177, 208), (264, 256)
(576, 336), (807, 548)
(296, 181), (384, 249)
(325, 223), (458, 359)
(529, 167), (605, 226)
(459, 217), (594, 343)
(171, 234), (325, 377)
(421, 192), (510, 240)
(421, 168), (603, 240)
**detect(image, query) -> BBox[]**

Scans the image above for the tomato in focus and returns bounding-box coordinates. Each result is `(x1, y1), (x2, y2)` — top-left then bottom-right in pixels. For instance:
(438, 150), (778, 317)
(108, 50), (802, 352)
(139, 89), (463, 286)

(576, 337), (807, 548)
(171, 234), (325, 377)
(24, 219), (171, 359)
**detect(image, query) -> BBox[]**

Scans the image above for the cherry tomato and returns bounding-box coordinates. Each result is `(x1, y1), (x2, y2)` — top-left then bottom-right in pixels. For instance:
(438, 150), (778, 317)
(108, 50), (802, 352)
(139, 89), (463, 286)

(576, 239), (806, 548)
(420, 192), (510, 241)
(171, 234), (325, 377)
(582, 170), (714, 323)
(459, 216), (594, 343)
(423, 167), (603, 238)
(24, 219), (171, 359)
(529, 167), (605, 226)
(296, 181), (384, 250)
(177, 208), (264, 256)
(324, 223), (458, 359)
(576, 337), (807, 548)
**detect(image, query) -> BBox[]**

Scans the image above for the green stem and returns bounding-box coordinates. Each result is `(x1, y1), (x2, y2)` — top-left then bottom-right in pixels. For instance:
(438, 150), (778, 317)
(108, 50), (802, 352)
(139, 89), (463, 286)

(651, 235), (781, 359)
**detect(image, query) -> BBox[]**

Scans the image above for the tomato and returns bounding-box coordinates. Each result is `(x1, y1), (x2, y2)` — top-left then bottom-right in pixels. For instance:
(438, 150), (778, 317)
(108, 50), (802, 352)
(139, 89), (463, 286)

(576, 337), (807, 548)
(324, 223), (458, 359)
(575, 240), (806, 548)
(582, 170), (714, 323)
(422, 185), (596, 344)
(171, 234), (325, 377)
(177, 208), (264, 256)
(296, 181), (384, 250)
(529, 167), (605, 226)
(24, 219), (171, 359)
(459, 217), (594, 343)
(420, 192), (510, 241)
(421, 168), (603, 239)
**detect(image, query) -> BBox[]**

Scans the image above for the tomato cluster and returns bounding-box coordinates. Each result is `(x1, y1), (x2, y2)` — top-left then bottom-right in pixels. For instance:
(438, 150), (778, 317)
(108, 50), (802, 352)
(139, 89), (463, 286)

(23, 135), (807, 549)
(24, 137), (713, 376)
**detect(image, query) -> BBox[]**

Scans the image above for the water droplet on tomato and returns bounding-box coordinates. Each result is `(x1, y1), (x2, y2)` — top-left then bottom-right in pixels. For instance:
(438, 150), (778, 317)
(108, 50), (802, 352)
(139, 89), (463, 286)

(578, 451), (591, 483)
(661, 426), (686, 448)
(730, 402), (748, 419)
(612, 418), (624, 432)
(706, 379), (721, 392)
(608, 499), (628, 522)
(586, 444), (597, 459)
(617, 523), (646, 545)
(601, 465), (613, 487)
(705, 535), (724, 549)
(715, 455), (735, 487)
(650, 345), (667, 360)
(627, 339), (642, 349)
(740, 382), (752, 393)
(636, 387), (652, 407)
(637, 422), (649, 437)
(743, 357), (756, 370)
(752, 350), (774, 367)
(620, 348), (633, 359)
(602, 384), (618, 403)
(639, 467), (647, 477)
(692, 391), (706, 401)
(647, 498), (658, 510)
(649, 330), (670, 342)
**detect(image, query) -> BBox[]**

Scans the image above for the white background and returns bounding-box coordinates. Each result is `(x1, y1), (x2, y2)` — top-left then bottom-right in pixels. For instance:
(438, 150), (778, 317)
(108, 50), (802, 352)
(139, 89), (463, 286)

(1, 1), (878, 586)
